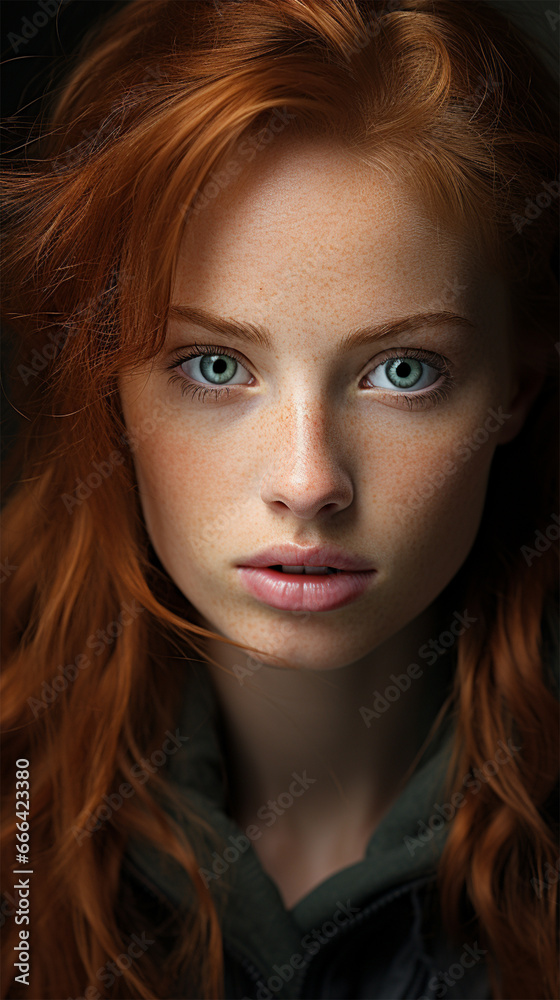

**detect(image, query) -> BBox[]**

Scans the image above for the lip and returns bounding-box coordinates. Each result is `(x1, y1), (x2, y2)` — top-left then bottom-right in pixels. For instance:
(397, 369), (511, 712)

(236, 544), (376, 613)
(237, 544), (375, 572)
(236, 566), (377, 612)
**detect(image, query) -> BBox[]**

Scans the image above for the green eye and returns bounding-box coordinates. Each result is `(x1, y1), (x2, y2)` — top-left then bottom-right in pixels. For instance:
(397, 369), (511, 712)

(174, 346), (252, 388)
(384, 358), (423, 389)
(367, 354), (441, 393)
(199, 354), (239, 384)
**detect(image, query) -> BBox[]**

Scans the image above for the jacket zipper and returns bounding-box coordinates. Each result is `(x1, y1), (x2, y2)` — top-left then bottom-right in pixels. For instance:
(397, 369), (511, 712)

(227, 873), (435, 999)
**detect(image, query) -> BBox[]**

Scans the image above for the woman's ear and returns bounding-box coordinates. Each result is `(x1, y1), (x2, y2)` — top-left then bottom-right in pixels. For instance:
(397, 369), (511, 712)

(495, 365), (546, 446)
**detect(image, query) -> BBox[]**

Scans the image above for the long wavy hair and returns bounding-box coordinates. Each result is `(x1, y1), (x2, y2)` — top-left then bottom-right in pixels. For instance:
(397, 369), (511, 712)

(1, 1), (558, 997)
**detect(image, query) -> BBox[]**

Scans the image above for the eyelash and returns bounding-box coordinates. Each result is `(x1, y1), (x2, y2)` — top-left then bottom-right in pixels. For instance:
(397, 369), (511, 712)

(165, 343), (455, 410)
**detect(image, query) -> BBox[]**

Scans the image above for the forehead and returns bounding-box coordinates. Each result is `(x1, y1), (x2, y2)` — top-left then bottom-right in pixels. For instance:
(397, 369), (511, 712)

(172, 135), (508, 342)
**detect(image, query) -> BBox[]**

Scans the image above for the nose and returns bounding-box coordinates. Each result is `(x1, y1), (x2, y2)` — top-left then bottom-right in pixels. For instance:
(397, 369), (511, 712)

(259, 393), (354, 520)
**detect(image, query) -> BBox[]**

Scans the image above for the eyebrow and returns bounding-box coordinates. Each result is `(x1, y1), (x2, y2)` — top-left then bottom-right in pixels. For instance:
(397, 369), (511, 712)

(167, 304), (475, 351)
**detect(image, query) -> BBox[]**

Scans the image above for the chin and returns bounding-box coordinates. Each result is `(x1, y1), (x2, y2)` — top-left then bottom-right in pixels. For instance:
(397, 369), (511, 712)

(205, 615), (385, 673)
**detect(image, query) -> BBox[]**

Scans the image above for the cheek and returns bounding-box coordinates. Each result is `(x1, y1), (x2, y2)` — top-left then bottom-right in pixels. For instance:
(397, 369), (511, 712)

(375, 417), (497, 577)
(130, 428), (247, 570)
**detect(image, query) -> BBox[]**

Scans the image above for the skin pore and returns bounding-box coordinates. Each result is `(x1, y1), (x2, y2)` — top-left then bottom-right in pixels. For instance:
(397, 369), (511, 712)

(118, 135), (540, 908)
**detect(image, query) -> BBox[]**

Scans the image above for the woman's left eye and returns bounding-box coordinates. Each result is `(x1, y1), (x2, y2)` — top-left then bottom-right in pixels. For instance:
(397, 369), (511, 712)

(366, 354), (440, 391)
(364, 348), (452, 395)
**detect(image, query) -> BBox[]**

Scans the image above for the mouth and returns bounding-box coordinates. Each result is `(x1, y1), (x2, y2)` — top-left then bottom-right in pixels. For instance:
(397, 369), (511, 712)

(269, 564), (341, 575)
(236, 564), (377, 612)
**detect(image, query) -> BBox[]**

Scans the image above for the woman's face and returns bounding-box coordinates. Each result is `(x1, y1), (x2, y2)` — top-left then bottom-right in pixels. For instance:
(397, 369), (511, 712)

(118, 136), (524, 671)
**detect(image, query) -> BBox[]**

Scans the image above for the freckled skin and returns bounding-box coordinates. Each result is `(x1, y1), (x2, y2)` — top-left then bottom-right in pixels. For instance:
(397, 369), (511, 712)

(118, 136), (543, 904)
(119, 135), (531, 672)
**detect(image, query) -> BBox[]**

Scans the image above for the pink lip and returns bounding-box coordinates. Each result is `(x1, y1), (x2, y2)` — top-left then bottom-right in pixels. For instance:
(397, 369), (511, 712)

(236, 566), (377, 612)
(238, 543), (375, 572)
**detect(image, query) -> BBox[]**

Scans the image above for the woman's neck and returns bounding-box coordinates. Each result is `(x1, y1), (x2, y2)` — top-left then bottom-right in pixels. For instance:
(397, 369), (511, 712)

(202, 592), (458, 848)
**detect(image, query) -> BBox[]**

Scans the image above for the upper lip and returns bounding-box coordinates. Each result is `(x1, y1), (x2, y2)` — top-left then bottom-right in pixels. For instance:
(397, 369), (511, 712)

(238, 544), (375, 571)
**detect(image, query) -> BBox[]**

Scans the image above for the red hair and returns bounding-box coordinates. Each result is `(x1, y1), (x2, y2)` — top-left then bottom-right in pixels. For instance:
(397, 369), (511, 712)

(1, 1), (558, 997)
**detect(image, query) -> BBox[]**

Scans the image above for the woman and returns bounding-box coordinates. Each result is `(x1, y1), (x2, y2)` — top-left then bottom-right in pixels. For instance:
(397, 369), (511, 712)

(1, 1), (558, 998)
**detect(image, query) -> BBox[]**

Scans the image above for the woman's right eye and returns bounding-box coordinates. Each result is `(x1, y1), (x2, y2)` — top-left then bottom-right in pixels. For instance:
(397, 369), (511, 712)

(165, 344), (254, 400)
(181, 351), (252, 386)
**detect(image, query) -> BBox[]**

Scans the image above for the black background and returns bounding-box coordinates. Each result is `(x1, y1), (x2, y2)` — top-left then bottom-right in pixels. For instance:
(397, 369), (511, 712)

(1, 1), (126, 131)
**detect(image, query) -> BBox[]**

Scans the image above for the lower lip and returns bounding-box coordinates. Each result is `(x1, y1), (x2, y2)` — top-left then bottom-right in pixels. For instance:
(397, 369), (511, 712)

(236, 567), (377, 612)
